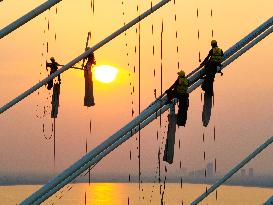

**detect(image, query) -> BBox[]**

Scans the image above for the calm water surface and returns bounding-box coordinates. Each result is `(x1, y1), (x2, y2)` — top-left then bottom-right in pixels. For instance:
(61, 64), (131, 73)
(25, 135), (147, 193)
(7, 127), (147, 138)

(1, 183), (272, 205)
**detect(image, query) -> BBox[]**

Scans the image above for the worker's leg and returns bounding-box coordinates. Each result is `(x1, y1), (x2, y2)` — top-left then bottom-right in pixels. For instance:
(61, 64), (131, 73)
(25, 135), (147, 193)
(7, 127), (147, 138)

(47, 80), (53, 90)
(58, 75), (61, 84)
(47, 70), (54, 90)
(207, 63), (218, 96)
(177, 93), (189, 126)
(201, 64), (211, 92)
(165, 89), (176, 104)
(201, 76), (208, 91)
(202, 65), (215, 95)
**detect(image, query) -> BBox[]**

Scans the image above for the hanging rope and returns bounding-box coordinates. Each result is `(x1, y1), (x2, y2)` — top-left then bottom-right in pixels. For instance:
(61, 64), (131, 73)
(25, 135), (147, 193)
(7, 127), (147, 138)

(137, 4), (142, 195)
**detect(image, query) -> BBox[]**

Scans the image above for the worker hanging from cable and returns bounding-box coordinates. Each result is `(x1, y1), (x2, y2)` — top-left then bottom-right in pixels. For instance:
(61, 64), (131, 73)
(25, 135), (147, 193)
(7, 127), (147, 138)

(200, 40), (224, 96)
(45, 57), (61, 118)
(165, 70), (189, 126)
(46, 57), (61, 90)
(84, 48), (96, 107)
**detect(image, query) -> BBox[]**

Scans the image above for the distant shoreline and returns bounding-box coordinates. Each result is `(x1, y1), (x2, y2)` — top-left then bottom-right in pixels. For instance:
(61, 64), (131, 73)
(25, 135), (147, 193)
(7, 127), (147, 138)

(1, 173), (272, 189)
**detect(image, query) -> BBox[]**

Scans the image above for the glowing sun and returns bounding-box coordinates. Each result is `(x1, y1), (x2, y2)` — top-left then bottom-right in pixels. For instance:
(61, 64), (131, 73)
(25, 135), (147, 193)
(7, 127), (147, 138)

(94, 65), (118, 83)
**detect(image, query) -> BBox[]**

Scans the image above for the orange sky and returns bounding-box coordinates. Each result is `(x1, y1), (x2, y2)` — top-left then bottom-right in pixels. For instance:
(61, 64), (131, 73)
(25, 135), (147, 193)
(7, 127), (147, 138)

(0, 0), (273, 179)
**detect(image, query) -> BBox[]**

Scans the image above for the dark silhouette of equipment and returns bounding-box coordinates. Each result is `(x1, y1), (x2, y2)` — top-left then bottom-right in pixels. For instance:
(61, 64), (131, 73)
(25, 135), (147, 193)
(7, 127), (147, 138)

(163, 103), (176, 164)
(51, 83), (60, 118)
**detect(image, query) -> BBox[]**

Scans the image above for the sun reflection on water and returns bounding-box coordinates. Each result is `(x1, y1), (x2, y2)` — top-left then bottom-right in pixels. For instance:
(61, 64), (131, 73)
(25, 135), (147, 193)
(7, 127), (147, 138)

(88, 183), (122, 205)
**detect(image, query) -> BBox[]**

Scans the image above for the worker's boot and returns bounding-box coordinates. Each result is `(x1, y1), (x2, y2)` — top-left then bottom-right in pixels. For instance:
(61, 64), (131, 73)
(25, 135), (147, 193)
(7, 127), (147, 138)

(176, 95), (188, 126)
(176, 112), (186, 126)
(201, 79), (208, 92)
(47, 80), (53, 90)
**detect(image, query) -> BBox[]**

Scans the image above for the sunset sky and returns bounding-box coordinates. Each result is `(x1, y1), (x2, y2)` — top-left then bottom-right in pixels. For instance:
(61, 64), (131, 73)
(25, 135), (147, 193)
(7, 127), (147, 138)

(0, 0), (272, 180)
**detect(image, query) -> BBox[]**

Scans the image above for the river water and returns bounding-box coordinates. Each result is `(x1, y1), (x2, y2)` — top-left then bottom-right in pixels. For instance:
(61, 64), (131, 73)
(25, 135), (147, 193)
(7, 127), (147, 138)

(1, 183), (272, 205)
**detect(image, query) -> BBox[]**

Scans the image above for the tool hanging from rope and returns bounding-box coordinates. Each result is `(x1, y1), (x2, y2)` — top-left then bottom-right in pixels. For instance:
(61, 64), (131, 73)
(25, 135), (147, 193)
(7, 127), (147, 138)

(83, 32), (96, 107)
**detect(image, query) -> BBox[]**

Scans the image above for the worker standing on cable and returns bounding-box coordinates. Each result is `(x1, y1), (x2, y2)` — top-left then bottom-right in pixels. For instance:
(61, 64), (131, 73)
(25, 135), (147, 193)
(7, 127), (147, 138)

(200, 40), (224, 96)
(84, 49), (96, 107)
(46, 57), (61, 90)
(165, 70), (189, 126)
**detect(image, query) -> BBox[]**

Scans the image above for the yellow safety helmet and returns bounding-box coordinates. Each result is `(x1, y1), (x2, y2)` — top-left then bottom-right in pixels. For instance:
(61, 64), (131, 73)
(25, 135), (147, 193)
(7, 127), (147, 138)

(50, 57), (55, 61)
(177, 70), (185, 77)
(211, 40), (217, 46)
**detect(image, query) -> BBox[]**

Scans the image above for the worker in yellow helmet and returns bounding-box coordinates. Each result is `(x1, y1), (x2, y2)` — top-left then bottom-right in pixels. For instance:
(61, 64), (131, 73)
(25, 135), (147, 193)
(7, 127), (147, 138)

(165, 70), (189, 126)
(200, 40), (224, 96)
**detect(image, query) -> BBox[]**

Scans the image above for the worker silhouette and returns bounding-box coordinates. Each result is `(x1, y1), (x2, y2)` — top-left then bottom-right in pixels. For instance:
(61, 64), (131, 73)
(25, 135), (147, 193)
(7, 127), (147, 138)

(84, 50), (96, 70)
(84, 49), (96, 107)
(46, 57), (61, 90)
(165, 70), (189, 126)
(200, 40), (224, 96)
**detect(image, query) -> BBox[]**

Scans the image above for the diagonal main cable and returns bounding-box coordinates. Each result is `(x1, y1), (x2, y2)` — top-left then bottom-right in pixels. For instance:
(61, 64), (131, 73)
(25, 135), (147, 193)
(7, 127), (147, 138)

(0, 0), (62, 39)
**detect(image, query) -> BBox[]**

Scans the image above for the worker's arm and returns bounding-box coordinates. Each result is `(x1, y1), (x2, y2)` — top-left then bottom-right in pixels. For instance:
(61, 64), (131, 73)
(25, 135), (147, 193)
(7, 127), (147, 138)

(200, 49), (212, 67)
(185, 78), (189, 88)
(166, 79), (179, 93)
(217, 49), (225, 76)
(46, 62), (51, 67)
